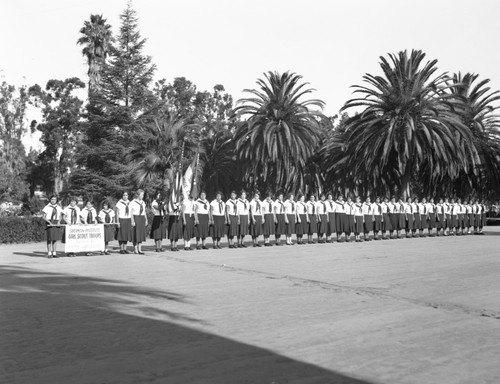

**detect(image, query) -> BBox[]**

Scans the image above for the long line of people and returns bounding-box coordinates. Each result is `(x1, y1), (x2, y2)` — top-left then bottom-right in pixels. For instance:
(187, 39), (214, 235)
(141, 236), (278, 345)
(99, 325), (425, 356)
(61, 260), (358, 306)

(41, 190), (489, 257)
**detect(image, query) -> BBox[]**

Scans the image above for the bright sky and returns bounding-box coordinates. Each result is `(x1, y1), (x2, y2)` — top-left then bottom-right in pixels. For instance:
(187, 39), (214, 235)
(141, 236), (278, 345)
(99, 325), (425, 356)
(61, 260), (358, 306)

(2, 0), (500, 128)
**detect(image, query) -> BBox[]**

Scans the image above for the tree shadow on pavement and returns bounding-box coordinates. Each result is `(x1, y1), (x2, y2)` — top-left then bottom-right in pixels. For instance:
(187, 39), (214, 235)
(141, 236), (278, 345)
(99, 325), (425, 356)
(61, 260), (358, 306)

(0, 265), (374, 384)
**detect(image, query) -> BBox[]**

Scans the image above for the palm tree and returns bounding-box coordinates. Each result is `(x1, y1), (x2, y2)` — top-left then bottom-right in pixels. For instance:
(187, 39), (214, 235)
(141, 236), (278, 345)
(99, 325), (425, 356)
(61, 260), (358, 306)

(129, 109), (199, 194)
(77, 14), (113, 97)
(447, 72), (500, 198)
(326, 50), (479, 198)
(234, 71), (325, 194)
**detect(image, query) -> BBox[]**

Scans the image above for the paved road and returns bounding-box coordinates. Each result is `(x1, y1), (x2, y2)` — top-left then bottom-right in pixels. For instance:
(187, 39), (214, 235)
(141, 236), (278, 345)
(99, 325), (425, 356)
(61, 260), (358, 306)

(1, 229), (499, 384)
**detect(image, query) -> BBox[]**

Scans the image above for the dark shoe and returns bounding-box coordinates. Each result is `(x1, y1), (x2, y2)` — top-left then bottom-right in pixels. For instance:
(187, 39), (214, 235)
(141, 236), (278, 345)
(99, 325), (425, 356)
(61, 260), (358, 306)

(202, 245), (208, 250)
(241, 244), (247, 248)
(196, 245), (202, 250)
(104, 251), (110, 255)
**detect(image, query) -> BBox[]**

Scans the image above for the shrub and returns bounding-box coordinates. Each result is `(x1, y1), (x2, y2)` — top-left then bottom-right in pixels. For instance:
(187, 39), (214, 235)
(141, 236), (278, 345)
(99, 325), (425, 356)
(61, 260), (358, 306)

(0, 215), (47, 244)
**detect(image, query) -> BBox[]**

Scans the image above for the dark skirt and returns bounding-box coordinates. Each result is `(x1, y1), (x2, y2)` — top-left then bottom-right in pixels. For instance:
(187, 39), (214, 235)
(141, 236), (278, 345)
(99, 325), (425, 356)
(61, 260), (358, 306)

(196, 213), (210, 239)
(474, 214), (481, 228)
(296, 214), (307, 236)
(212, 215), (226, 239)
(390, 213), (399, 231)
(263, 213), (275, 236)
(468, 213), (475, 228)
(251, 216), (263, 237)
(60, 219), (68, 243)
(328, 213), (336, 235)
(383, 213), (392, 231)
(364, 215), (373, 232)
(421, 214), (428, 229)
(318, 214), (328, 234)
(133, 215), (146, 243)
(481, 213), (487, 228)
(116, 218), (133, 242)
(104, 224), (115, 243)
(437, 213), (445, 229)
(168, 215), (183, 241)
(184, 214), (195, 240)
(407, 214), (414, 231)
(336, 212), (346, 233)
(275, 214), (286, 236)
(346, 214), (355, 234)
(450, 215), (458, 229)
(413, 213), (420, 229)
(150, 215), (166, 240)
(227, 215), (238, 238)
(308, 215), (317, 235)
(374, 215), (382, 232)
(428, 213), (436, 229)
(46, 220), (62, 242)
(286, 214), (296, 236)
(239, 215), (249, 236)
(398, 213), (406, 230)
(354, 216), (364, 233)
(457, 214), (464, 229)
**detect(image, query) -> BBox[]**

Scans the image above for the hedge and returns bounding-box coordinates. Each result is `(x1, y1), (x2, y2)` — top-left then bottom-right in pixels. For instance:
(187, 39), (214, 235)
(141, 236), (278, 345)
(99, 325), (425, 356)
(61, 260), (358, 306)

(0, 216), (47, 244)
(0, 210), (155, 244)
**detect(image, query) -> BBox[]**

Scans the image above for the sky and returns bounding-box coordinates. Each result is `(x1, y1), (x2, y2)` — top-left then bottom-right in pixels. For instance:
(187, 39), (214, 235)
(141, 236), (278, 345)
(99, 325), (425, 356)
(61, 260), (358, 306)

(2, 0), (500, 148)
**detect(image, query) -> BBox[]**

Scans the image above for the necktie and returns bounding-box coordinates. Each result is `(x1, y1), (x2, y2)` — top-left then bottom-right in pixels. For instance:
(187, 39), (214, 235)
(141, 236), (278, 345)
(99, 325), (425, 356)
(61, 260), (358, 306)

(329, 202), (333, 209)
(123, 201), (129, 216)
(268, 201), (272, 212)
(312, 203), (315, 214)
(219, 201), (223, 214)
(70, 208), (76, 224)
(87, 209), (93, 223)
(105, 211), (111, 223)
(51, 206), (57, 221)
(291, 202), (295, 213)
(139, 202), (143, 215)
(241, 199), (247, 210)
(256, 201), (261, 212)
(233, 201), (237, 214)
(322, 202), (326, 213)
(280, 202), (284, 213)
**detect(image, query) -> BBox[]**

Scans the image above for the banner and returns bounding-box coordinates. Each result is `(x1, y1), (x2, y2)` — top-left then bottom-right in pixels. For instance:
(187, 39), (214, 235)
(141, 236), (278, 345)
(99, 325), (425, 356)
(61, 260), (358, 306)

(64, 224), (105, 253)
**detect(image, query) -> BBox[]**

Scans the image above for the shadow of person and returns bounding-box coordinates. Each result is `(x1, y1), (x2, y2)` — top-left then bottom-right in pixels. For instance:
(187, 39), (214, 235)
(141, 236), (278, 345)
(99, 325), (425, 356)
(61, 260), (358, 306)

(0, 265), (374, 384)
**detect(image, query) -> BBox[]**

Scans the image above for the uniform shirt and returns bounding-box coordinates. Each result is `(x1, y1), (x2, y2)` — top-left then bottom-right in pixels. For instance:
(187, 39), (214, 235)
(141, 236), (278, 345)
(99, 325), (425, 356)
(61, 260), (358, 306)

(98, 209), (115, 224)
(274, 200), (286, 214)
(450, 203), (459, 215)
(459, 204), (466, 214)
(284, 200), (297, 215)
(168, 201), (181, 216)
(371, 202), (382, 215)
(296, 202), (307, 215)
(249, 199), (263, 216)
(210, 199), (226, 216)
(403, 202), (413, 214)
(151, 200), (165, 216)
(116, 199), (132, 219)
(63, 205), (81, 224)
(316, 200), (328, 215)
(418, 202), (426, 214)
(361, 202), (372, 215)
(443, 202), (451, 215)
(194, 199), (210, 215)
(345, 202), (355, 215)
(353, 203), (364, 216)
(262, 199), (274, 215)
(436, 203), (444, 214)
(226, 199), (238, 215)
(335, 200), (346, 213)
(130, 199), (146, 217)
(81, 207), (98, 224)
(183, 199), (195, 215)
(306, 201), (317, 215)
(43, 204), (63, 221)
(236, 198), (250, 216)
(465, 204), (472, 214)
(425, 203), (434, 213)
(380, 202), (389, 214)
(326, 200), (336, 213)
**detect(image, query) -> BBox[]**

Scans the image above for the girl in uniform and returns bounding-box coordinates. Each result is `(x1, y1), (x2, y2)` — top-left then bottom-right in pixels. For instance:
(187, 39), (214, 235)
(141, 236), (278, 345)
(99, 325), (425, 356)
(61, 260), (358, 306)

(326, 193), (336, 243)
(425, 198), (435, 237)
(479, 201), (487, 234)
(411, 198), (419, 238)
(473, 200), (481, 234)
(443, 198), (451, 236)
(183, 195), (196, 250)
(98, 200), (116, 255)
(210, 192), (226, 249)
(371, 197), (383, 240)
(335, 195), (346, 242)
(150, 192), (166, 252)
(362, 197), (373, 241)
(449, 198), (458, 236)
(131, 189), (148, 254)
(167, 195), (183, 251)
(249, 191), (263, 247)
(82, 200), (97, 224)
(42, 195), (63, 258)
(396, 197), (406, 239)
(62, 197), (81, 256)
(225, 191), (239, 248)
(194, 191), (210, 250)
(456, 198), (464, 235)
(306, 195), (318, 244)
(436, 198), (445, 236)
(296, 194), (308, 245)
(262, 192), (276, 246)
(417, 198), (427, 237)
(466, 200), (474, 235)
(353, 196), (364, 242)
(284, 193), (297, 245)
(274, 193), (286, 246)
(381, 197), (392, 239)
(236, 191), (250, 248)
(345, 195), (355, 242)
(389, 197), (399, 239)
(116, 191), (133, 254)
(317, 194), (329, 243)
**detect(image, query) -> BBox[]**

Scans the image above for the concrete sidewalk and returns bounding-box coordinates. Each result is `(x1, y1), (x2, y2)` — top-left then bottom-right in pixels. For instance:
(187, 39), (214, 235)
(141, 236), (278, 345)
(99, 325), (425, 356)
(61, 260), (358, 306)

(1, 228), (499, 383)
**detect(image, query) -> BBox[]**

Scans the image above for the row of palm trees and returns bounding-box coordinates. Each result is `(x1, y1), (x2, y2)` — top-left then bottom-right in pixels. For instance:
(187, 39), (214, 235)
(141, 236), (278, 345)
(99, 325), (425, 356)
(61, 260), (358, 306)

(75, 12), (500, 200)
